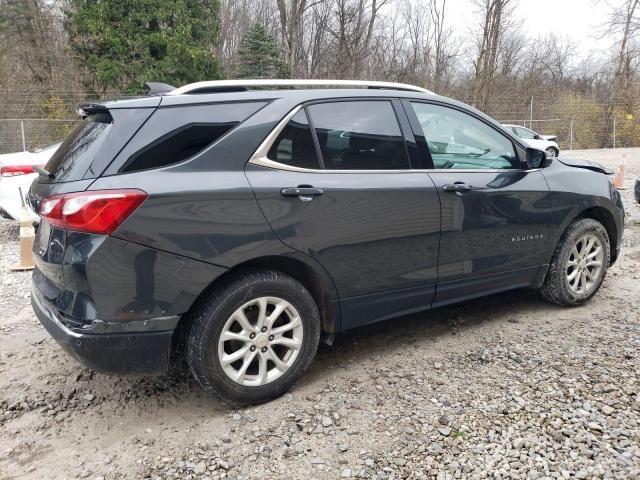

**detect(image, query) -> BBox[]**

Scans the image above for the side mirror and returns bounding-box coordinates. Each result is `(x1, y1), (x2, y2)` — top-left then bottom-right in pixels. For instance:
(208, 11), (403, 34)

(533, 134), (541, 140)
(526, 148), (547, 169)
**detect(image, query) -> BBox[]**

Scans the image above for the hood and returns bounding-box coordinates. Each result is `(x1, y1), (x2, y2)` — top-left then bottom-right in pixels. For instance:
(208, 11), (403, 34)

(540, 134), (557, 141)
(557, 157), (613, 175)
(0, 143), (61, 166)
(0, 151), (37, 166)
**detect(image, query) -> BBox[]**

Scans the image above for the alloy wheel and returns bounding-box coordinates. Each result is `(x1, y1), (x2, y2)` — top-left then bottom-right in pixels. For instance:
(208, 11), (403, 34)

(217, 296), (303, 386)
(566, 234), (604, 295)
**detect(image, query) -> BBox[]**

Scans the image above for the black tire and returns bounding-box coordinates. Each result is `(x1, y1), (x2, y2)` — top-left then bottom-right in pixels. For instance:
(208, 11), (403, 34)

(541, 218), (610, 306)
(187, 270), (320, 405)
(545, 147), (559, 158)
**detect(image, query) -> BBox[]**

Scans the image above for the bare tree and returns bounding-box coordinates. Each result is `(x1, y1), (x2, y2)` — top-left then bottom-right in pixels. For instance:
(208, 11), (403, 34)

(599, 0), (639, 146)
(471, 0), (517, 109)
(276, 0), (328, 76)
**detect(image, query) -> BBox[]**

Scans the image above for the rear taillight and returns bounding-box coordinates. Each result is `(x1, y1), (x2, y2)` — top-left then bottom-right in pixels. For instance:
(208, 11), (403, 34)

(0, 164), (42, 177)
(38, 189), (147, 235)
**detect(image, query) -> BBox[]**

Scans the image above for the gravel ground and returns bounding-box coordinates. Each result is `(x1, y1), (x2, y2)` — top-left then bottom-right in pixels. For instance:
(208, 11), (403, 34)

(0, 148), (639, 480)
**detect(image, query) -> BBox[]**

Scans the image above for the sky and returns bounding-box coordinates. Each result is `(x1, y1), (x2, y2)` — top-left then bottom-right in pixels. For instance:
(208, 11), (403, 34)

(446, 0), (617, 60)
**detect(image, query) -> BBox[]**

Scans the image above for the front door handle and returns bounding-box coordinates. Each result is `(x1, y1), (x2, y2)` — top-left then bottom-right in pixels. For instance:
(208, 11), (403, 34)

(442, 183), (473, 193)
(281, 186), (324, 200)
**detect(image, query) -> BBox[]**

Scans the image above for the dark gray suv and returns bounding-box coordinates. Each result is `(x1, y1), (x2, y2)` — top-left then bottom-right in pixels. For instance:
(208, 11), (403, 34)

(28, 80), (624, 404)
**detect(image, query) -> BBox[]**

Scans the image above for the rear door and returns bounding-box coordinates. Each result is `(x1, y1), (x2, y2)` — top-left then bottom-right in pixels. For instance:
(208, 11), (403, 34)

(404, 101), (552, 307)
(246, 99), (441, 329)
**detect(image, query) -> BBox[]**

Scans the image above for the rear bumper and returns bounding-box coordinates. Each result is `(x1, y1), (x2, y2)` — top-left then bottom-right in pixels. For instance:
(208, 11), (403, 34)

(31, 285), (175, 375)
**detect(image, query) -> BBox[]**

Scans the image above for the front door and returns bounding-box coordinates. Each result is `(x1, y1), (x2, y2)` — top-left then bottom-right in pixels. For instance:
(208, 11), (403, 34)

(404, 101), (552, 307)
(246, 99), (441, 328)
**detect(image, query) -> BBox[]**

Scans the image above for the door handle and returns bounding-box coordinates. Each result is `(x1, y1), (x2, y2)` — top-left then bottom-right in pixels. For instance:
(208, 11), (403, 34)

(280, 186), (324, 200)
(442, 183), (473, 193)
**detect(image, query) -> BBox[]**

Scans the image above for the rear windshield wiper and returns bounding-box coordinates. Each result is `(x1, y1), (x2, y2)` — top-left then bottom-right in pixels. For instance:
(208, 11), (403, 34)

(33, 165), (55, 179)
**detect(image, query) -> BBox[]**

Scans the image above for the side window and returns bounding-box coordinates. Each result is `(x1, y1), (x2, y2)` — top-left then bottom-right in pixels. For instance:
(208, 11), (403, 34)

(267, 109), (320, 169)
(307, 101), (410, 170)
(410, 102), (518, 170)
(120, 102), (266, 173)
(514, 127), (536, 139)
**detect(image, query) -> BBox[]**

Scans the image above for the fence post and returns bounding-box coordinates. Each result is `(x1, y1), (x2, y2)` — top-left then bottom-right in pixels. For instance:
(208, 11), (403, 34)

(613, 116), (616, 149)
(20, 121), (26, 152)
(569, 118), (574, 150)
(529, 96), (534, 129)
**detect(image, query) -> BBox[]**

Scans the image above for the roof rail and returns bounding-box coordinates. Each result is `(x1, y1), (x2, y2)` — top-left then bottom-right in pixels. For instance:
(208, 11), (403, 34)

(168, 79), (434, 95)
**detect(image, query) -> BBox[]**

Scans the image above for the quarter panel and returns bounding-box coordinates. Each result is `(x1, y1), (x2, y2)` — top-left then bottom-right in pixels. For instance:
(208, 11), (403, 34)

(35, 232), (226, 324)
(92, 170), (291, 268)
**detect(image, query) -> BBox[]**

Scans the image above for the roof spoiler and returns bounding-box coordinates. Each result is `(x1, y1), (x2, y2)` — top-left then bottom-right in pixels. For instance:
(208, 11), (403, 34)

(76, 103), (110, 118)
(144, 82), (176, 96)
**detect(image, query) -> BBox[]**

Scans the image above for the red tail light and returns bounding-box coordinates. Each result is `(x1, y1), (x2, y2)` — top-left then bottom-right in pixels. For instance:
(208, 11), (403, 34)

(0, 164), (42, 177)
(38, 189), (147, 235)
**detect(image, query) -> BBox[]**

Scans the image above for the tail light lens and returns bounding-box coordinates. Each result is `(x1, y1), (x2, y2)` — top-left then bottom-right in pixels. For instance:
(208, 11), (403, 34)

(38, 189), (147, 235)
(0, 165), (42, 177)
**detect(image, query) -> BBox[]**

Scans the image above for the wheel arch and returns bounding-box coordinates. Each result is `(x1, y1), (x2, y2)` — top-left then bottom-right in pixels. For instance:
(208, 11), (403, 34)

(550, 205), (619, 266)
(576, 206), (618, 264)
(173, 254), (340, 358)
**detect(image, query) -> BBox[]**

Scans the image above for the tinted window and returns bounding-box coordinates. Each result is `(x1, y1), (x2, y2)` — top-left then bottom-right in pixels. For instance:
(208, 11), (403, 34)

(411, 103), (518, 170)
(307, 101), (409, 170)
(45, 112), (112, 180)
(117, 102), (266, 174)
(267, 110), (320, 169)
(122, 123), (236, 172)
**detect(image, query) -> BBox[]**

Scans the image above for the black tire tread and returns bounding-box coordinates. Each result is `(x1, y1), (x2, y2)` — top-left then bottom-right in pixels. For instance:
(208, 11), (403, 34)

(541, 218), (609, 306)
(186, 269), (320, 405)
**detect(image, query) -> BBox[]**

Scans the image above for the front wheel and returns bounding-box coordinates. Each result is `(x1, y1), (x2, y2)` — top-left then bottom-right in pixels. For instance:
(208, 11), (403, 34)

(187, 270), (320, 404)
(545, 147), (559, 158)
(540, 218), (610, 306)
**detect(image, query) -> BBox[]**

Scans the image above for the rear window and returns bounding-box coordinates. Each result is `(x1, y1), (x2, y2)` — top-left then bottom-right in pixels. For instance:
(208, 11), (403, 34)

(44, 112), (112, 181)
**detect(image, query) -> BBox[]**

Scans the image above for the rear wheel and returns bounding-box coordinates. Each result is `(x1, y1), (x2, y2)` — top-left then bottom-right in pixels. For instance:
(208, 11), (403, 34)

(187, 270), (320, 404)
(541, 218), (610, 306)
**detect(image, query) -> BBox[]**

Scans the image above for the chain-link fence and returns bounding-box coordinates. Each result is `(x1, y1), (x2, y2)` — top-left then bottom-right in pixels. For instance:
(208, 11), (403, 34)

(0, 93), (638, 154)
(0, 119), (78, 154)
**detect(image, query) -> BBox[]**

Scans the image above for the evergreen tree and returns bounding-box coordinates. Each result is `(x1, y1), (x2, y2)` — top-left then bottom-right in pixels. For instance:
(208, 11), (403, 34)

(235, 24), (286, 79)
(66, 0), (220, 93)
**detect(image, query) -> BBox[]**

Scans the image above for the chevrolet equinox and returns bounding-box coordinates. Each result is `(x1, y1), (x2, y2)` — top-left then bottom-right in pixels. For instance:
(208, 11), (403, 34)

(28, 80), (624, 404)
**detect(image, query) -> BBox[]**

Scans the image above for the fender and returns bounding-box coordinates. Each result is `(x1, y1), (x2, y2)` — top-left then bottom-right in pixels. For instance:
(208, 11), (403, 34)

(542, 160), (624, 264)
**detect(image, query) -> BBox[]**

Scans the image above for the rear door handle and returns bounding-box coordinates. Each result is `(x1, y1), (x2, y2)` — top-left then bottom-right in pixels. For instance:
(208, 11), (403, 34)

(280, 186), (324, 200)
(442, 183), (473, 192)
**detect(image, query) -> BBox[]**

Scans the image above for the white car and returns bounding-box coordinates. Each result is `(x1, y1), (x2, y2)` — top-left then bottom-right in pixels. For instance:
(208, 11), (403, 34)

(0, 142), (61, 221)
(503, 124), (560, 157)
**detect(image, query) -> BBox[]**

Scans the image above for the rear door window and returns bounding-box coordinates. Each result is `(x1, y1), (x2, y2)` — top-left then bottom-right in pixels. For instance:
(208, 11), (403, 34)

(306, 101), (410, 170)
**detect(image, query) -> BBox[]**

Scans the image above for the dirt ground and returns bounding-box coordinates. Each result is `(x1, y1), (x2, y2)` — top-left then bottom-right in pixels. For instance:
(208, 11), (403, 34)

(1, 149), (639, 480)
